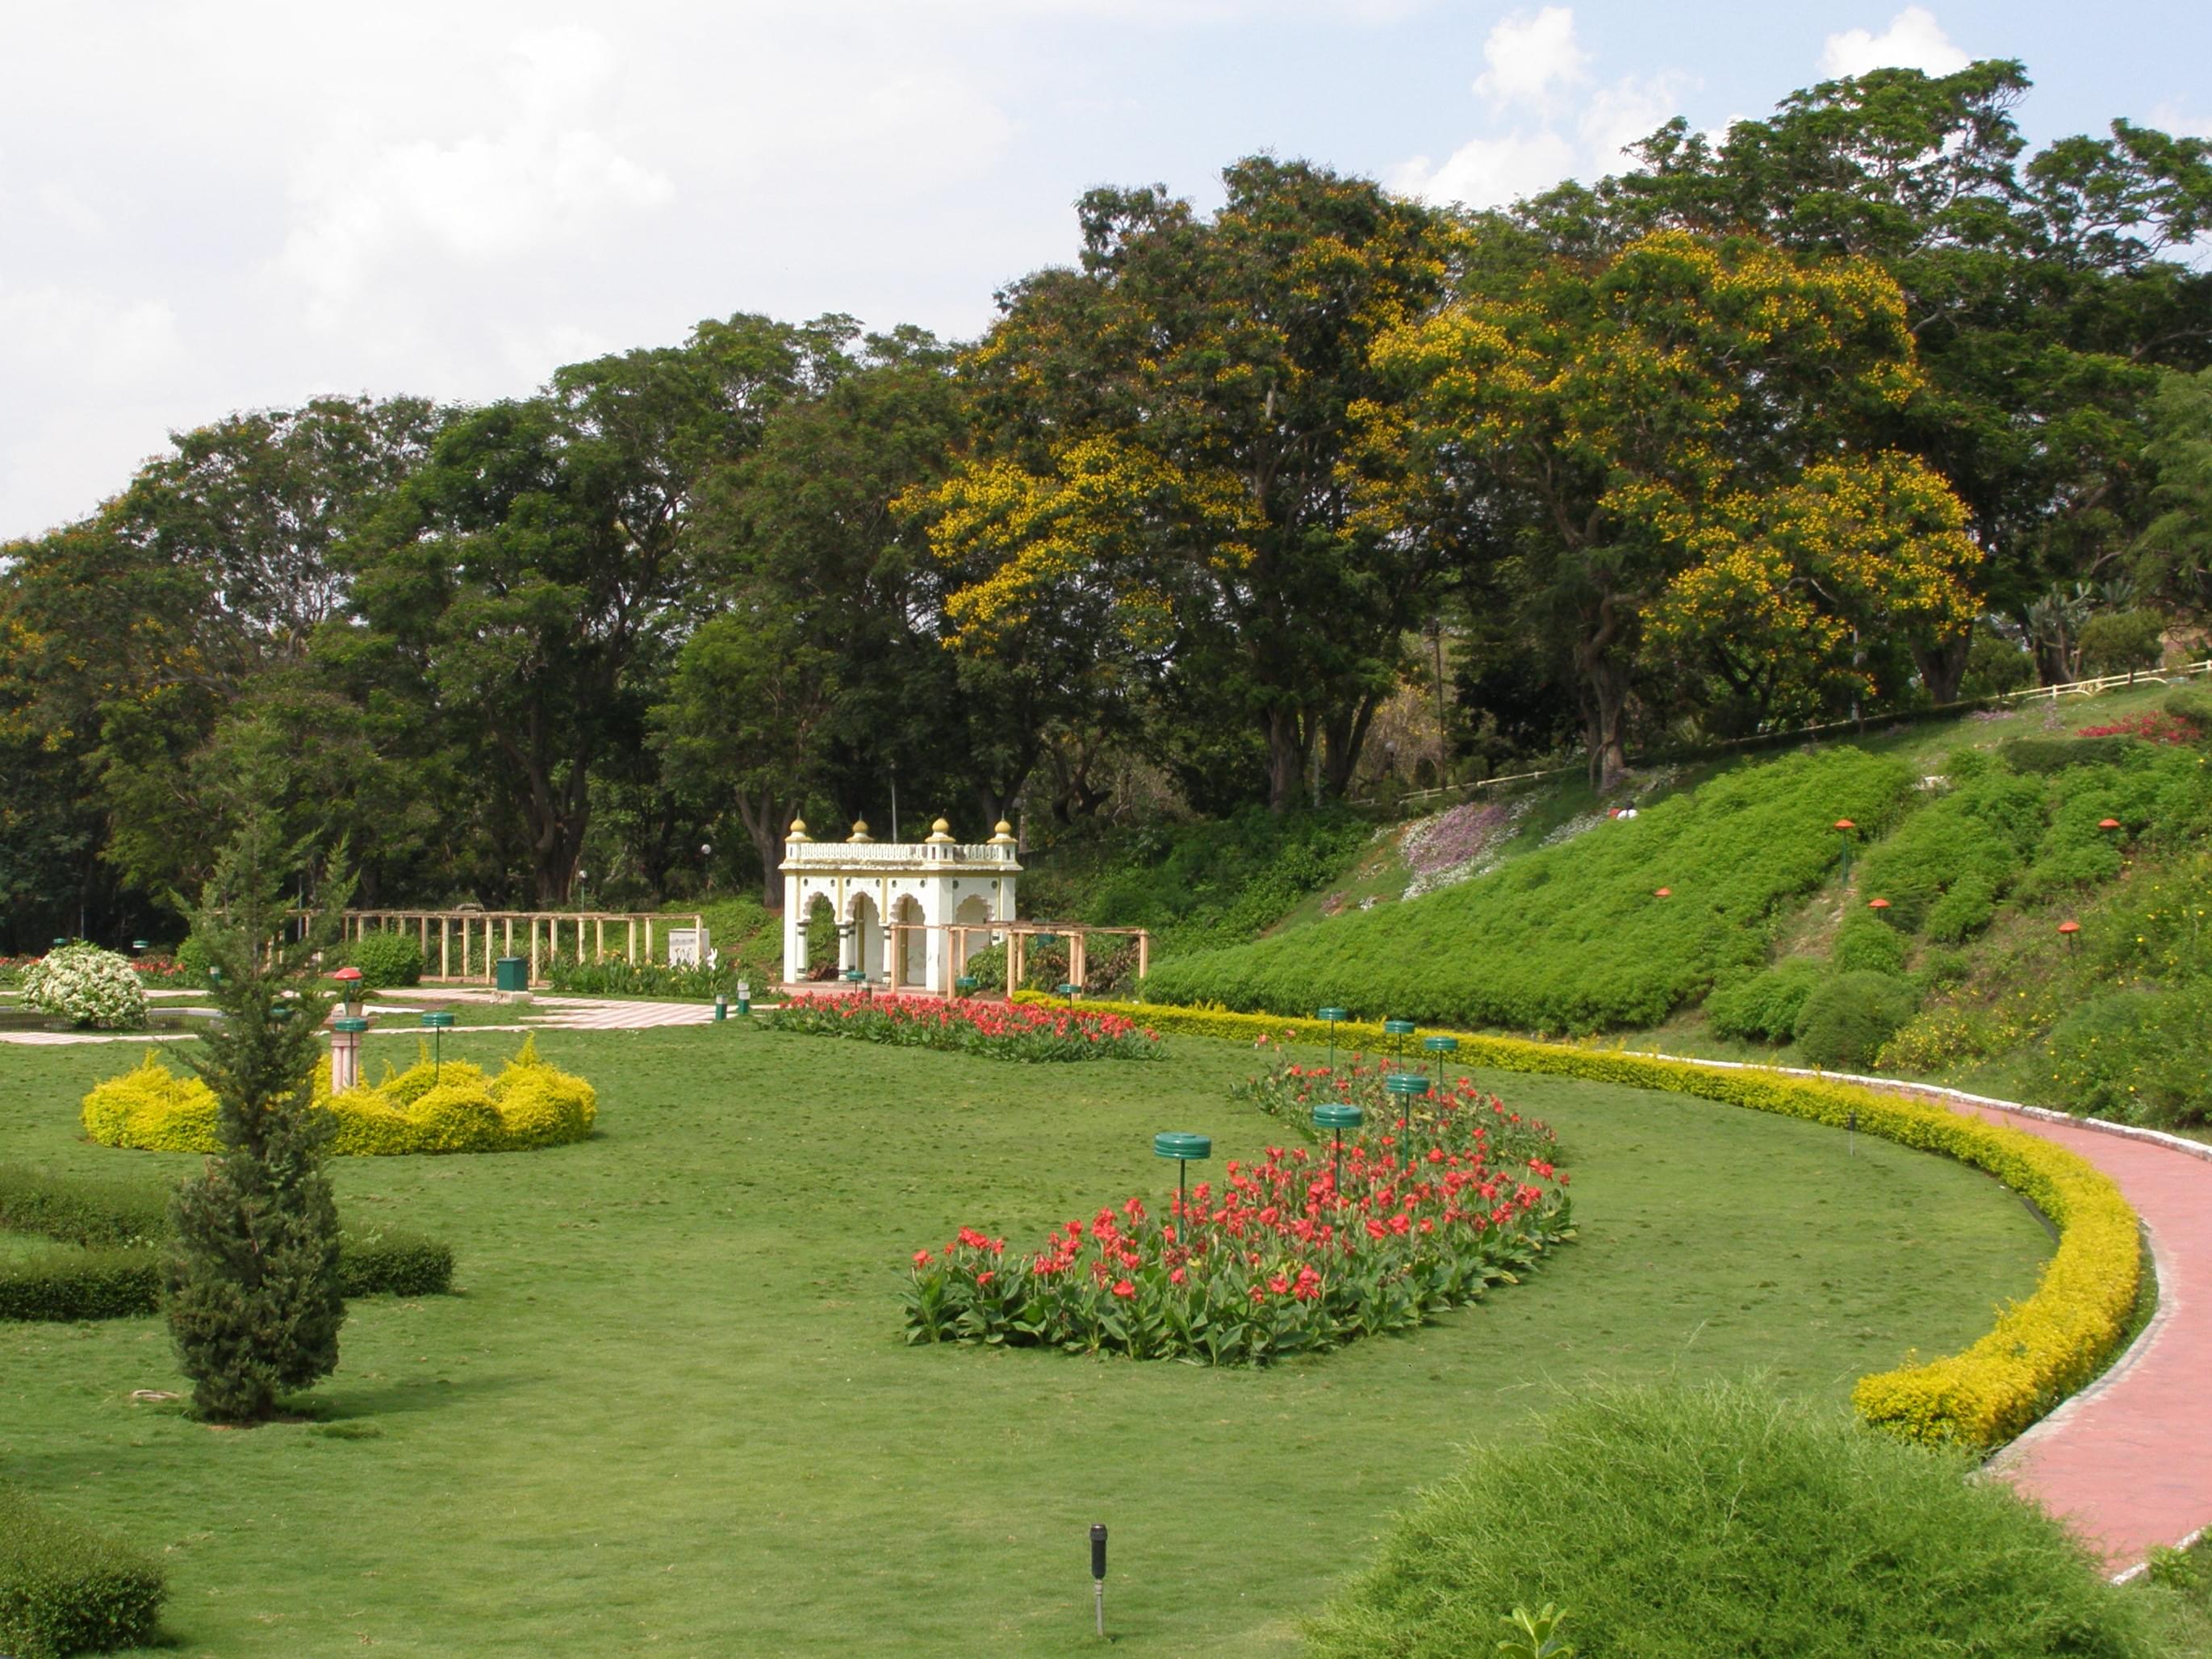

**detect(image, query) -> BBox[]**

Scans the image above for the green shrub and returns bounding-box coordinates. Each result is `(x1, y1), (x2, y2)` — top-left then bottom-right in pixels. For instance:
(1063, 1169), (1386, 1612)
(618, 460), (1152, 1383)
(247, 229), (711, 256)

(345, 930), (423, 988)
(1830, 913), (1907, 975)
(0, 1168), (166, 1247)
(1704, 959), (1824, 1043)
(2039, 985), (2212, 1128)
(1854, 758), (2040, 933)
(1959, 627), (2034, 697)
(1793, 971), (1917, 1070)
(0, 1249), (164, 1322)
(1145, 749), (1915, 1034)
(2165, 684), (2212, 730)
(2001, 734), (2139, 774)
(1305, 1380), (2152, 1659)
(0, 1484), (167, 1659)
(2078, 609), (2165, 676)
(173, 934), (211, 984)
(1923, 872), (1998, 942)
(337, 1230), (455, 1298)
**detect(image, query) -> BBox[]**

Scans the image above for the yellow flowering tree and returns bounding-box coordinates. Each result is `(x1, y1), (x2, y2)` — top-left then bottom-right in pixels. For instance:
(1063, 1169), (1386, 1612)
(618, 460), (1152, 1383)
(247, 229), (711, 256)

(1366, 229), (1979, 784)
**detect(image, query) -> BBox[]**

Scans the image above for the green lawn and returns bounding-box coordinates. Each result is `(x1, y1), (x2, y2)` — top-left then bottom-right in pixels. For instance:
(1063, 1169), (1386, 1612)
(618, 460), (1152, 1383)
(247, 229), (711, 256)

(1, 1025), (2051, 1658)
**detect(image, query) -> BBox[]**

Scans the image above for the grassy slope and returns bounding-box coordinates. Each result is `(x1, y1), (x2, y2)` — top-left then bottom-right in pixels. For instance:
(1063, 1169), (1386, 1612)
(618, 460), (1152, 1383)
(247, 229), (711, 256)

(0, 1025), (2049, 1658)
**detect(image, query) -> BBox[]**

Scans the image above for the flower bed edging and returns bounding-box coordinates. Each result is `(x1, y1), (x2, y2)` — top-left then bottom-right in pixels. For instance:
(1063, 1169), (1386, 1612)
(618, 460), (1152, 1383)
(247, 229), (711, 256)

(1015, 992), (2140, 1450)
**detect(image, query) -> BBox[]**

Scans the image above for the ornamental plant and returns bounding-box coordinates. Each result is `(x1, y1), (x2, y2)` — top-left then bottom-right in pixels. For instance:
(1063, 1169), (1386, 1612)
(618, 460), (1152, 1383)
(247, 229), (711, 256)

(771, 992), (1161, 1063)
(904, 1101), (1571, 1364)
(1231, 1048), (1564, 1166)
(165, 811), (352, 1424)
(20, 944), (148, 1030)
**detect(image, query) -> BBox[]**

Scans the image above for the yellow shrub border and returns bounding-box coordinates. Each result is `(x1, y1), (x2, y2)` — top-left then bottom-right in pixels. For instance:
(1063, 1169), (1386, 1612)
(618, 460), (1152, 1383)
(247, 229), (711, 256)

(1018, 992), (2142, 1450)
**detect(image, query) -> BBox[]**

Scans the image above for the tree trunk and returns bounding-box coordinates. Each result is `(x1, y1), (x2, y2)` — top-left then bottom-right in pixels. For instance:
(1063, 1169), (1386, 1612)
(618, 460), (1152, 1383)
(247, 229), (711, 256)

(1913, 627), (1973, 705)
(1575, 591), (1631, 792)
(734, 789), (788, 911)
(1320, 691), (1385, 800)
(1265, 705), (1308, 814)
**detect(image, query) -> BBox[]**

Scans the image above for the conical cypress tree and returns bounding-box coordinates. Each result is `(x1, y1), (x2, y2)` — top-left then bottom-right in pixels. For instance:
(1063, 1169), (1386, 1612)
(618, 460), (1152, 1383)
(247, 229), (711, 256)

(165, 812), (354, 1424)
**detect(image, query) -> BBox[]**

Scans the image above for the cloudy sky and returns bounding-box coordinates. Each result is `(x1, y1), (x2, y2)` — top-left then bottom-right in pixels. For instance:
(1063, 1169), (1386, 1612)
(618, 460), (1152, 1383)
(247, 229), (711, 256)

(4, 0), (2206, 539)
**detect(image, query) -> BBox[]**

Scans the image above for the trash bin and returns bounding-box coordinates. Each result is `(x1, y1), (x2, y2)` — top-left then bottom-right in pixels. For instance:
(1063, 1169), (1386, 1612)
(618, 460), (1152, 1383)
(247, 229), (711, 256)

(495, 956), (529, 992)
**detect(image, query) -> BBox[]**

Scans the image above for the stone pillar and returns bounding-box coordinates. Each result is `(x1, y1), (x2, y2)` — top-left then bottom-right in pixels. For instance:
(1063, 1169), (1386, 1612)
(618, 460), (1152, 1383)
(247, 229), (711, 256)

(329, 1018), (366, 1093)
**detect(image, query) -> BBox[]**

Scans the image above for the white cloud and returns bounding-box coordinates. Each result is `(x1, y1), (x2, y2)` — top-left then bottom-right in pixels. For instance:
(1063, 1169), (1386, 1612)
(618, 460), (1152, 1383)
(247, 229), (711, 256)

(1391, 131), (1579, 210)
(1819, 7), (1970, 80)
(1474, 7), (1589, 109)
(0, 285), (182, 387)
(2151, 102), (2212, 140)
(1579, 72), (1691, 169)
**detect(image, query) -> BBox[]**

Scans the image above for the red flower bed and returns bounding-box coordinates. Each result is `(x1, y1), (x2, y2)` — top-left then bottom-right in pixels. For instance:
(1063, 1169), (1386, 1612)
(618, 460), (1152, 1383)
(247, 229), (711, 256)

(771, 992), (1161, 1062)
(904, 1107), (1571, 1364)
(2075, 712), (2197, 746)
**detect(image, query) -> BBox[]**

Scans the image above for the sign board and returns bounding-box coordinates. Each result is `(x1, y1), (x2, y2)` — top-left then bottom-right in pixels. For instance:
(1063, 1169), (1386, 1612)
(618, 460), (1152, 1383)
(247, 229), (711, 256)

(666, 926), (709, 967)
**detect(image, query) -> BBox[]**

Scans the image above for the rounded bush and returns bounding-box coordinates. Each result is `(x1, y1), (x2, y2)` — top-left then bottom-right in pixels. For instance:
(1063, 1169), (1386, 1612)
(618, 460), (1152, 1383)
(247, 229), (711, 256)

(83, 1042), (593, 1156)
(19, 945), (148, 1030)
(344, 930), (423, 989)
(1704, 959), (1823, 1043)
(1307, 1380), (2153, 1659)
(1792, 971), (1917, 1071)
(1830, 913), (1906, 976)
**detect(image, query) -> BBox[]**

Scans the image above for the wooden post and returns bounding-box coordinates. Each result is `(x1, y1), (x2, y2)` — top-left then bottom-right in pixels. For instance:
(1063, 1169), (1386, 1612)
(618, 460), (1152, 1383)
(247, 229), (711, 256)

(440, 917), (451, 980)
(504, 917), (514, 964)
(529, 917), (541, 987)
(1136, 930), (1150, 982)
(888, 926), (901, 992)
(628, 917), (637, 964)
(419, 914), (428, 959)
(646, 917), (655, 964)
(596, 917), (605, 962)
(1007, 930), (1022, 997)
(1071, 930), (1087, 992)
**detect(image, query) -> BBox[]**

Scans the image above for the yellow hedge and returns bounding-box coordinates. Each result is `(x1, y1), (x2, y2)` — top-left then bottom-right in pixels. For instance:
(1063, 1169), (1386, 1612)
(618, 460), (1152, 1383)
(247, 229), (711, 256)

(82, 1036), (596, 1158)
(1023, 992), (2142, 1451)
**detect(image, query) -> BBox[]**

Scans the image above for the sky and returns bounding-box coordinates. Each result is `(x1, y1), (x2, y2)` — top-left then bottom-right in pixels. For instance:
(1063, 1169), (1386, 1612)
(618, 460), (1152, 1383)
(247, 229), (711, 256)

(3, 0), (2208, 541)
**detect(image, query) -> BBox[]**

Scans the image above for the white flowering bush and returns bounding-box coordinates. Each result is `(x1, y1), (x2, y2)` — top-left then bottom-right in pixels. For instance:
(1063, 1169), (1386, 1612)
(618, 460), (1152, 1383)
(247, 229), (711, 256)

(21, 943), (149, 1029)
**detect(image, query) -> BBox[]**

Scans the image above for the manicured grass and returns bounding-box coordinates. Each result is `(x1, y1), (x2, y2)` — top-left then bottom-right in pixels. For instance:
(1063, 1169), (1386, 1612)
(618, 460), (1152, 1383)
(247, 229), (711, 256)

(0, 1024), (2051, 1657)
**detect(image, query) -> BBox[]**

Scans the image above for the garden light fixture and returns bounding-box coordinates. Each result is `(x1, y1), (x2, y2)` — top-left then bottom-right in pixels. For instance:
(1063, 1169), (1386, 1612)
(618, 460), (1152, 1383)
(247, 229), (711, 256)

(1089, 1523), (1108, 1637)
(1868, 897), (1892, 916)
(1834, 819), (1856, 884)
(714, 993), (727, 1022)
(332, 964), (363, 1017)
(955, 975), (979, 999)
(1313, 1099), (1364, 1190)
(2099, 818), (2121, 833)
(1152, 1130), (1211, 1220)
(1654, 887), (1671, 898)
(1424, 1034), (1457, 1094)
(420, 1009), (455, 1080)
(1318, 1006), (1349, 1071)
(1386, 1069), (1428, 1151)
(2059, 920), (2081, 951)
(1383, 1017), (1415, 1071)
(737, 979), (751, 1016)
(1058, 980), (1080, 1007)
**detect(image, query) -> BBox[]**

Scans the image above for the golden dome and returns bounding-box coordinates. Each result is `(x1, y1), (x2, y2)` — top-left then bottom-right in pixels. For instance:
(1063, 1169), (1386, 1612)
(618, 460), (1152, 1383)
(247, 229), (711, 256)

(989, 819), (1017, 846)
(925, 817), (955, 845)
(847, 818), (874, 843)
(786, 817), (809, 839)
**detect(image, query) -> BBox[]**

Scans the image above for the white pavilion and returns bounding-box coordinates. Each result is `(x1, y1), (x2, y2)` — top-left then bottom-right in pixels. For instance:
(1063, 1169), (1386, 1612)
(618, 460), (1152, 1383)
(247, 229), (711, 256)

(779, 817), (1020, 992)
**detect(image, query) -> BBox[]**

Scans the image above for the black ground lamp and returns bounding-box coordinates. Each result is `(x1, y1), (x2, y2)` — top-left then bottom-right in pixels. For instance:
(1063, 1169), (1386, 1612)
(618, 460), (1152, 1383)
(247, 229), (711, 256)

(1089, 1523), (1108, 1637)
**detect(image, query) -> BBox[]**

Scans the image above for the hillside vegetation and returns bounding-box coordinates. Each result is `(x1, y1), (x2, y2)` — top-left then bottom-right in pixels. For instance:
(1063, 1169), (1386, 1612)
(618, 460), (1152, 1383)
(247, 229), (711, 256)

(1114, 683), (2212, 1129)
(1144, 748), (1916, 1032)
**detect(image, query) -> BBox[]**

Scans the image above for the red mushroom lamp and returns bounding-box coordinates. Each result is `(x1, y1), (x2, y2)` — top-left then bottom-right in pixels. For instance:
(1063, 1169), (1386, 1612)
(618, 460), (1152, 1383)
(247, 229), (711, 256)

(1654, 887), (1672, 898)
(2099, 818), (2122, 833)
(2058, 920), (2081, 951)
(1834, 819), (1857, 884)
(332, 964), (363, 1016)
(1868, 897), (1892, 917)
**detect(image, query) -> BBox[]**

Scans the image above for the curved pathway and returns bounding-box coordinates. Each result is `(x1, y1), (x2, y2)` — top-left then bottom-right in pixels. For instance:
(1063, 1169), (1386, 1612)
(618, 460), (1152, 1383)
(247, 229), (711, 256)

(1694, 1060), (2212, 1578)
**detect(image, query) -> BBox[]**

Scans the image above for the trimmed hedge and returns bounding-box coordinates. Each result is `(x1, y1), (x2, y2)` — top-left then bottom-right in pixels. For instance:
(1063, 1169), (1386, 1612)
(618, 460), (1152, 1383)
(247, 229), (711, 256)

(1022, 992), (2143, 1450)
(0, 1483), (165, 1659)
(1, 1166), (454, 1320)
(82, 1036), (596, 1157)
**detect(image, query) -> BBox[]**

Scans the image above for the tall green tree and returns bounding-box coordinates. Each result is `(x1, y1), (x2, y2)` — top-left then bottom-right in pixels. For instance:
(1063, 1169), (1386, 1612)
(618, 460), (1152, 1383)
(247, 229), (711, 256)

(345, 316), (849, 903)
(1369, 230), (1980, 784)
(1533, 61), (2212, 696)
(914, 158), (1459, 810)
(165, 809), (352, 1424)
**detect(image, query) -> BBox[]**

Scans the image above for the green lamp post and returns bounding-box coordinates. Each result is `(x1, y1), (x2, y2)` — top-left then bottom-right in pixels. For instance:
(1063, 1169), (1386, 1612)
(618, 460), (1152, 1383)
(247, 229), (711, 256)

(1153, 1131), (1212, 1221)
(1312, 1100), (1364, 1193)
(1423, 1034), (1458, 1101)
(420, 1009), (455, 1081)
(1057, 980), (1081, 1008)
(843, 966), (868, 1000)
(1385, 1070), (1428, 1156)
(1317, 1006), (1349, 1072)
(954, 974), (979, 1000)
(1383, 1017), (1415, 1072)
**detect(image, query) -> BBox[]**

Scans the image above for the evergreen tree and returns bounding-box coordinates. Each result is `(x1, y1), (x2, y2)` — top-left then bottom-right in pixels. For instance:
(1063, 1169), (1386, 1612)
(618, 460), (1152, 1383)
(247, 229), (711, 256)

(165, 809), (353, 1423)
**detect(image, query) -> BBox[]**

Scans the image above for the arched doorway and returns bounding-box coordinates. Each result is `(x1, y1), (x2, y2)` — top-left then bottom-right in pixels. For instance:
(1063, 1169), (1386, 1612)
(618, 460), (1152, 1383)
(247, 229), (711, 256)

(803, 894), (838, 980)
(893, 895), (926, 987)
(850, 892), (883, 980)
